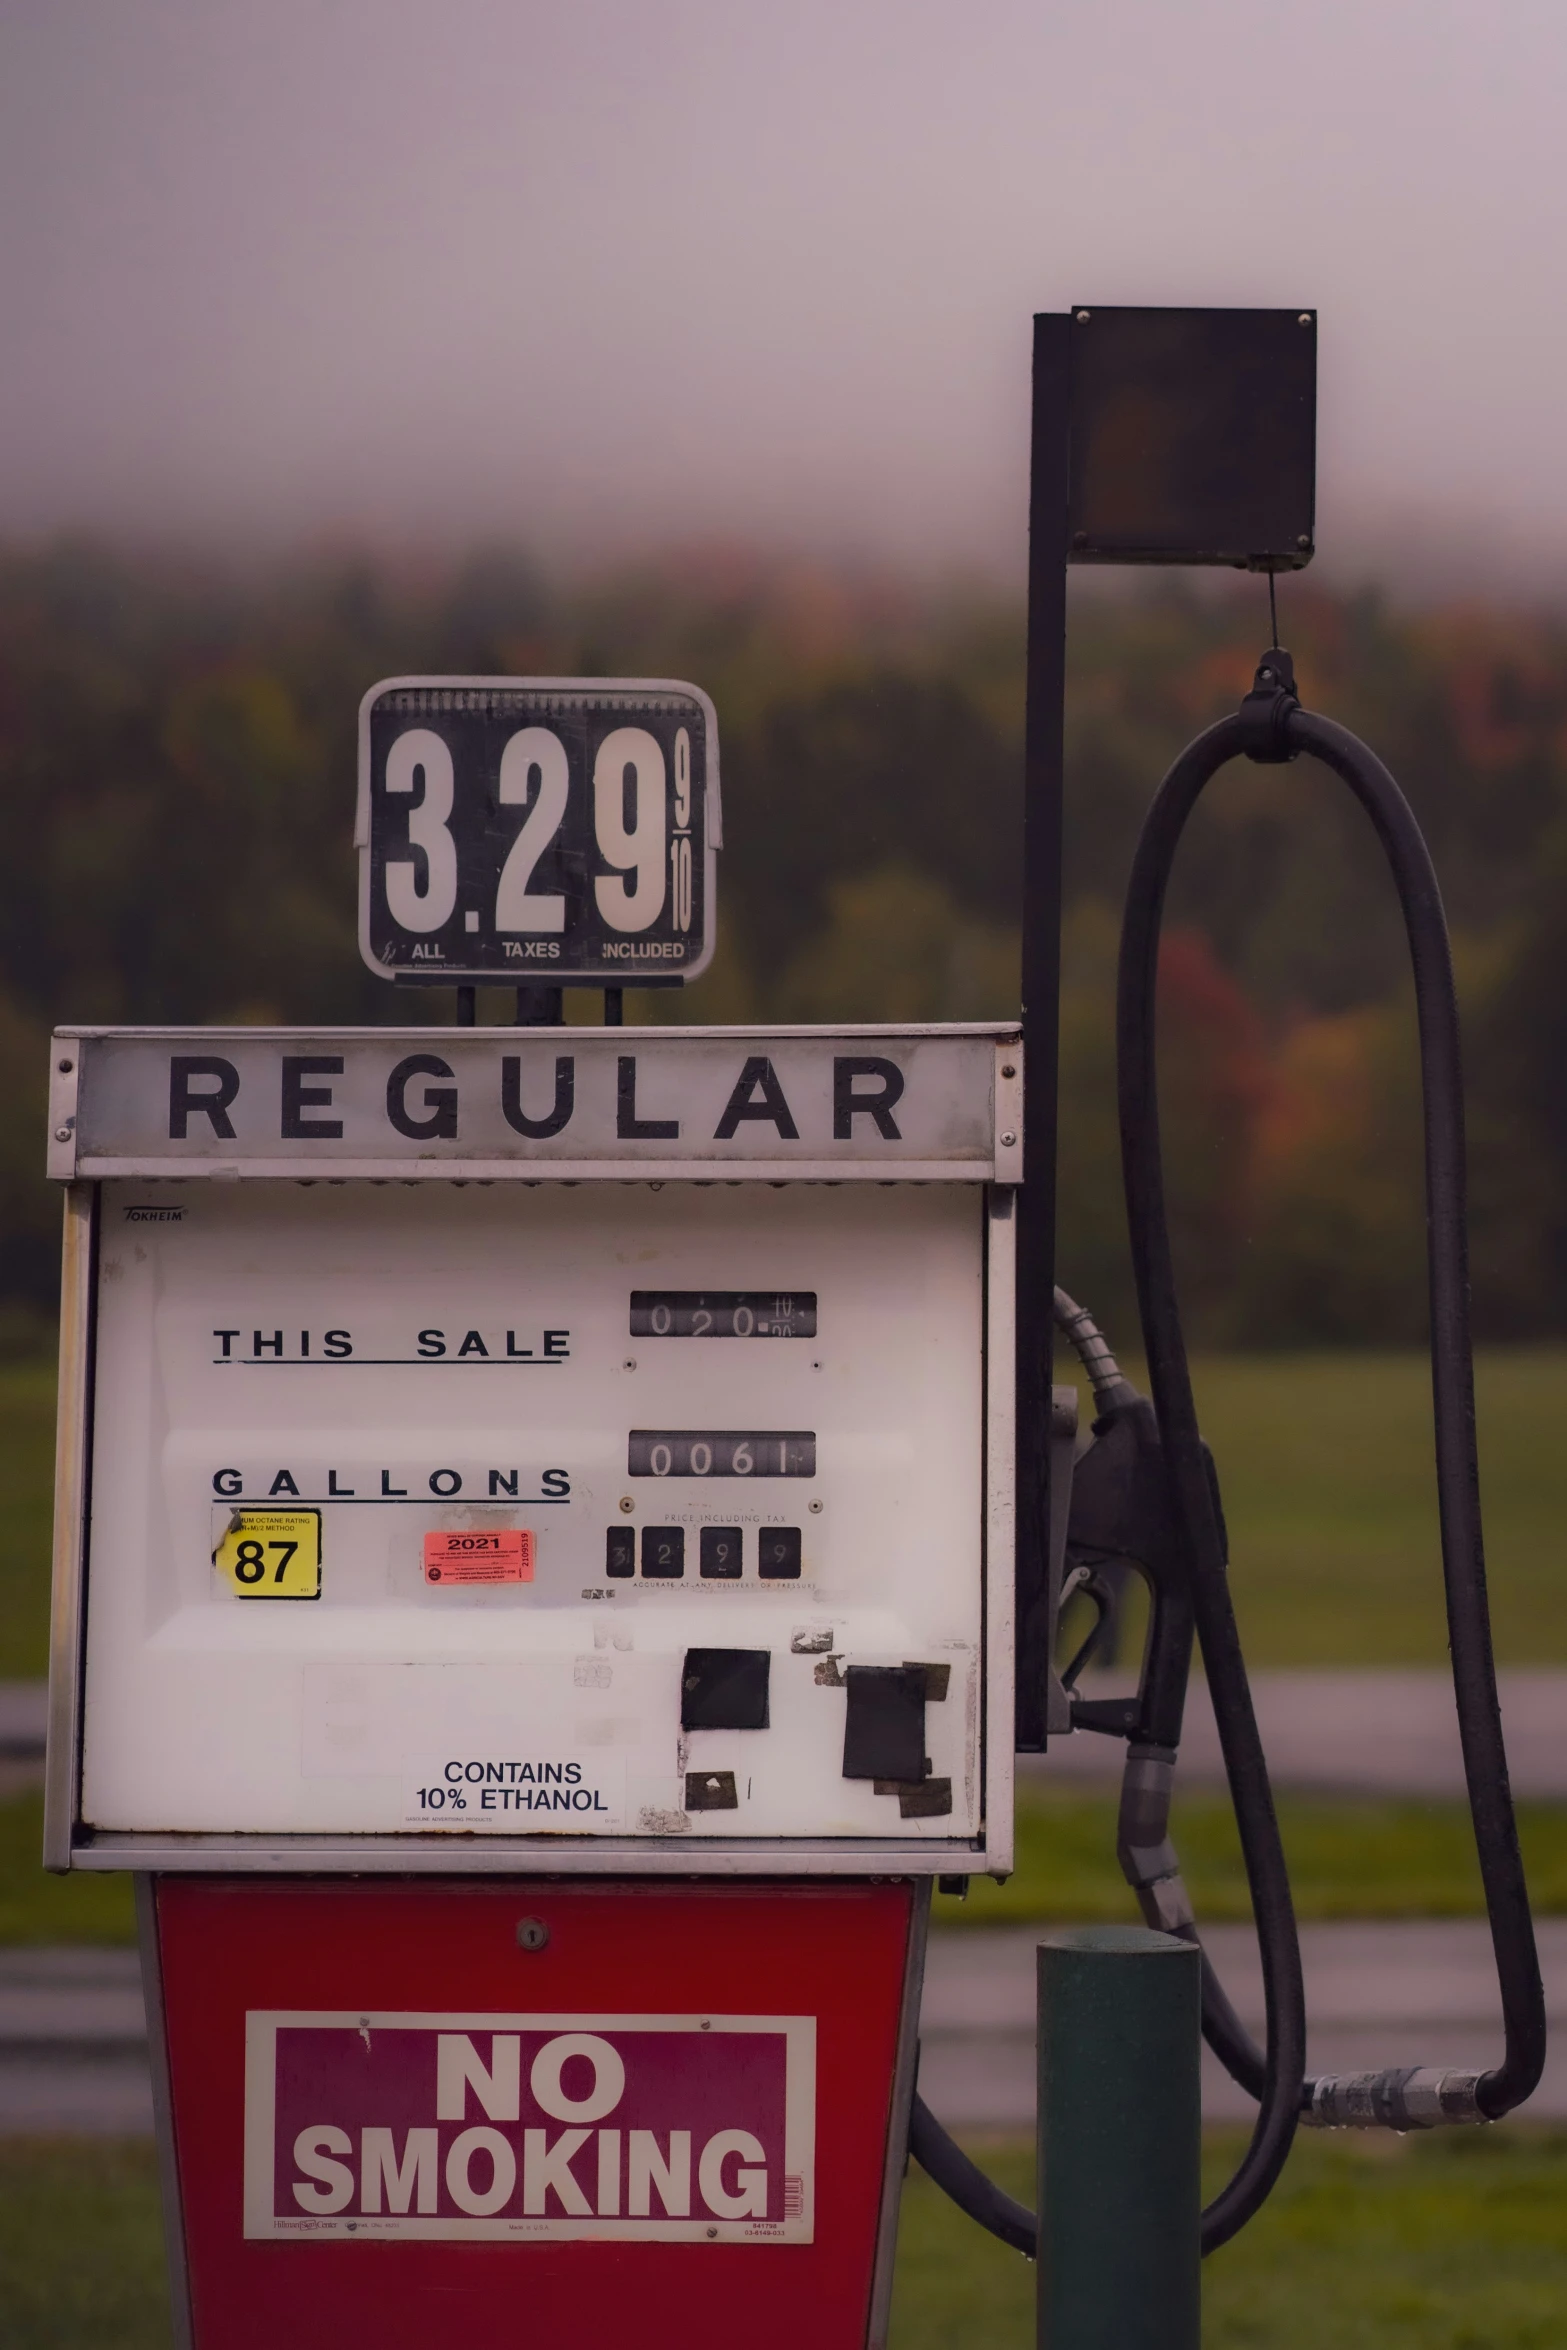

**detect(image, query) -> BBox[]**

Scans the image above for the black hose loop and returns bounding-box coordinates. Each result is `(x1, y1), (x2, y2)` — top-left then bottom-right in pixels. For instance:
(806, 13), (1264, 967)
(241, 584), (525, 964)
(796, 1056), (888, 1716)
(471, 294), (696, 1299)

(1117, 709), (1308, 2250)
(904, 688), (1543, 2261)
(1117, 696), (1547, 2245)
(1282, 708), (1545, 2122)
(908, 2092), (1037, 2258)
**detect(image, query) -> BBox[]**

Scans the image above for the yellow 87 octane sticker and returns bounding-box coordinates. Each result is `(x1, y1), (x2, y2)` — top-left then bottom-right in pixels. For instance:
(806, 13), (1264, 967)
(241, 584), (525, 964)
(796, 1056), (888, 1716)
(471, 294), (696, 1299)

(214, 1509), (322, 1600)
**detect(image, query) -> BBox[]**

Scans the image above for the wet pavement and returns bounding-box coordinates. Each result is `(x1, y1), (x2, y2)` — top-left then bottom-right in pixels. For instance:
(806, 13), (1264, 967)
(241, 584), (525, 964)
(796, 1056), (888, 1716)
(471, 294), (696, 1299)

(1, 1671), (1562, 2134)
(919, 1917), (1567, 2129)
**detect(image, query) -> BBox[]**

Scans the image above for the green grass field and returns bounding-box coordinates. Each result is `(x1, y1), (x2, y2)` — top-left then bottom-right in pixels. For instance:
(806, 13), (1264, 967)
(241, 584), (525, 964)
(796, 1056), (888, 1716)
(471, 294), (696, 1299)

(0, 1341), (1560, 2339)
(932, 1785), (1567, 1929)
(892, 2131), (1567, 2350)
(6, 1777), (1565, 1945)
(1191, 1350), (1567, 1667)
(0, 1360), (58, 1679)
(4, 1347), (1567, 1676)
(0, 1792), (135, 1942)
(5, 2132), (1567, 2350)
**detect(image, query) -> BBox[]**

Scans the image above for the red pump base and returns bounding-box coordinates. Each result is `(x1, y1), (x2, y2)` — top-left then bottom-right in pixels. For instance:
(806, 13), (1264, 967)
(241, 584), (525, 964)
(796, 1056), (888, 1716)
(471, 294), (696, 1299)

(144, 1874), (923, 2350)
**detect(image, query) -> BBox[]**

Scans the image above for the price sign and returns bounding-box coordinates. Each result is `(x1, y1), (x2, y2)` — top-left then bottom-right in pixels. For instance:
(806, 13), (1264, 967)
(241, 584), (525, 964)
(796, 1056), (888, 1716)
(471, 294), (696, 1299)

(214, 1510), (322, 1600)
(357, 678), (720, 987)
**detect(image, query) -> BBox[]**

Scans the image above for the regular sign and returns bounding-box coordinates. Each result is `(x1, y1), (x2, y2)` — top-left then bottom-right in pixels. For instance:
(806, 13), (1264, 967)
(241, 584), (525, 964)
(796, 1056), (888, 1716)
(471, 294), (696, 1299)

(244, 2012), (814, 2242)
(357, 678), (720, 987)
(49, 1026), (1022, 1183)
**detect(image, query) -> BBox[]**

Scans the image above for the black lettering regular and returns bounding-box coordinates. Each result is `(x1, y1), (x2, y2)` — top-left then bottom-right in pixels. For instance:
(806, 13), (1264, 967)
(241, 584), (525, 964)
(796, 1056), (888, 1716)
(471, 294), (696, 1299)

(832, 1055), (905, 1141)
(169, 1056), (239, 1140)
(501, 1054), (575, 1139)
(616, 1055), (679, 1140)
(713, 1056), (800, 1141)
(281, 1055), (345, 1140)
(386, 1054), (458, 1141)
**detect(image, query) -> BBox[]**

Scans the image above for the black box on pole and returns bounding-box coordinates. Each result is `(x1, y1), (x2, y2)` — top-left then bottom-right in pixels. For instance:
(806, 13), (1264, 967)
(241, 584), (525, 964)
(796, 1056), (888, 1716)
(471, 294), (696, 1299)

(1065, 305), (1316, 570)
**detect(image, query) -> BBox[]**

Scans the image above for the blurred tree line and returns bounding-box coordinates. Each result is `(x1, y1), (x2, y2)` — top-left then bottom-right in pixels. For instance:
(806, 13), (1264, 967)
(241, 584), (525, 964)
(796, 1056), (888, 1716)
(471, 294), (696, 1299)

(0, 538), (1564, 1348)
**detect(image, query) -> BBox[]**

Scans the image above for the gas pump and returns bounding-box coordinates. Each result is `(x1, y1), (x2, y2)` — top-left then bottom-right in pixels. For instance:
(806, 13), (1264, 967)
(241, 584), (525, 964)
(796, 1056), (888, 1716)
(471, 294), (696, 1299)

(40, 312), (1546, 2345)
(43, 683), (1026, 2346)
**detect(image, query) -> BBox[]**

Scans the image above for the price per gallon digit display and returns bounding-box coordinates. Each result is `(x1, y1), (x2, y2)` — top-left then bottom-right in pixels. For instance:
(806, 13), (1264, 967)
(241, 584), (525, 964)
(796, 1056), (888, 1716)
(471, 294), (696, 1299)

(359, 679), (718, 986)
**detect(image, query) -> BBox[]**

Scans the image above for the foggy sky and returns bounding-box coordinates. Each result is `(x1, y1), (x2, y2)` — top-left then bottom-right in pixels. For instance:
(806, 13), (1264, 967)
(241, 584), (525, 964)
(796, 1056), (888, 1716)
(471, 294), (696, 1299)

(4, 0), (1567, 586)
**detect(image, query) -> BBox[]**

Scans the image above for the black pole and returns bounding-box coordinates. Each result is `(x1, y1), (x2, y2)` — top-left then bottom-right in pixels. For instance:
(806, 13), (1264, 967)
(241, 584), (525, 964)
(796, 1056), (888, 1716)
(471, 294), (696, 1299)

(1015, 312), (1071, 1751)
(515, 985), (564, 1026)
(455, 985), (477, 1026)
(604, 989), (624, 1026)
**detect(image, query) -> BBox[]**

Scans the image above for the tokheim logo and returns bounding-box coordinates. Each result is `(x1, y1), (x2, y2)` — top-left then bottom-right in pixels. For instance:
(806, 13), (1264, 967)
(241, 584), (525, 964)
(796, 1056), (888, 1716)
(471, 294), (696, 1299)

(243, 2012), (814, 2243)
(123, 1203), (185, 1223)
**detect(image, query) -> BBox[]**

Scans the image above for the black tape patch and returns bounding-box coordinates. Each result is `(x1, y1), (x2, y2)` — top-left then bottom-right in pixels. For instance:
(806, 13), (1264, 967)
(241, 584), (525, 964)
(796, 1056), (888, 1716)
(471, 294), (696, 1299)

(893, 1777), (953, 1819)
(680, 1648), (770, 1731)
(842, 1664), (927, 1781)
(903, 1662), (951, 1702)
(684, 1769), (739, 1811)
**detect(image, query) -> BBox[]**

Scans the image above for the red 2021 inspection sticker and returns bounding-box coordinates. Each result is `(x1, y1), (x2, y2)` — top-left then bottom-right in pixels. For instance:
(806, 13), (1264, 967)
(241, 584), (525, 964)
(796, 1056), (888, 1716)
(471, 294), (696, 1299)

(423, 1530), (534, 1584)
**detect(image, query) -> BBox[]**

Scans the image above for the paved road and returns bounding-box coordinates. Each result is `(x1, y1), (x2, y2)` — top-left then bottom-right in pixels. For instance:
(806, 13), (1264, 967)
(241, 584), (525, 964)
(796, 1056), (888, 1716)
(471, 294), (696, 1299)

(1027, 1668), (1567, 1797)
(3, 1671), (1563, 2134)
(920, 1918), (1567, 2128)
(0, 1948), (153, 2133)
(6, 1922), (1567, 2135)
(0, 1680), (48, 1800)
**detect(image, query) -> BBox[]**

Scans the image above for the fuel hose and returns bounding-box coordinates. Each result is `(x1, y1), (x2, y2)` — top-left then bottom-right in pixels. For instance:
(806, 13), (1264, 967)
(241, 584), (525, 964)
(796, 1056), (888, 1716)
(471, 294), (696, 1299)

(908, 655), (1546, 2257)
(1116, 657), (1545, 2228)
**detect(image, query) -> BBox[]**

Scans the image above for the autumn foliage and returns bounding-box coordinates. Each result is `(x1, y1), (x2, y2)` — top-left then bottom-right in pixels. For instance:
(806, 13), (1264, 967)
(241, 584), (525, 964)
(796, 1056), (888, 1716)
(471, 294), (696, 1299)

(0, 543), (1561, 1346)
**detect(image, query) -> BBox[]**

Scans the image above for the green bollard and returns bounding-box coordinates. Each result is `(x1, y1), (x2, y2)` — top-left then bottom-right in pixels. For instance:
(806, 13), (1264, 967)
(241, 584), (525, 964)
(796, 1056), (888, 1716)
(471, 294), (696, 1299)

(1037, 1926), (1202, 2350)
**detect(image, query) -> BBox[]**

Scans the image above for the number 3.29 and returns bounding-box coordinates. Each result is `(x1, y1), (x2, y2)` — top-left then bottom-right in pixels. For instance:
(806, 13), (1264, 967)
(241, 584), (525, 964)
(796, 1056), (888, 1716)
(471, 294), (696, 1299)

(383, 724), (689, 939)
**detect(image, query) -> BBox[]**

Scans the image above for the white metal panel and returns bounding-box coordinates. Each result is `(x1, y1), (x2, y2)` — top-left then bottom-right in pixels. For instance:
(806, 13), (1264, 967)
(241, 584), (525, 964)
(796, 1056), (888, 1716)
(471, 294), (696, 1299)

(981, 1190), (1016, 1878)
(78, 1180), (994, 1860)
(43, 1185), (93, 1869)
